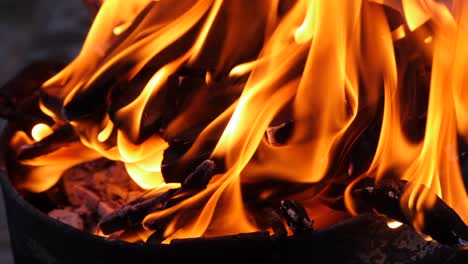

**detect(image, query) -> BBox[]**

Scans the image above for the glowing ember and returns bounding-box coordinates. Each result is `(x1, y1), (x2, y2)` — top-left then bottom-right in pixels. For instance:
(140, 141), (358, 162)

(387, 220), (403, 229)
(6, 0), (468, 244)
(31, 123), (53, 141)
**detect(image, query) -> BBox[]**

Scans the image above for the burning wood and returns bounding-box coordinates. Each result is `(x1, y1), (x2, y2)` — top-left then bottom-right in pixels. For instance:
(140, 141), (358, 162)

(2, 0), (468, 253)
(321, 176), (468, 247)
(280, 200), (314, 235)
(261, 207), (288, 239)
(348, 177), (468, 247)
(99, 188), (177, 234)
(99, 159), (216, 235)
(17, 124), (78, 161)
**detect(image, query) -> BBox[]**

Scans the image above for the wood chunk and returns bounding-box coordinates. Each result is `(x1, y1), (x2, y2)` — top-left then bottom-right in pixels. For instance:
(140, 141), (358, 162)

(280, 200), (313, 235)
(48, 208), (84, 231)
(182, 160), (216, 190)
(262, 207), (287, 239)
(339, 177), (468, 246)
(99, 188), (177, 234)
(161, 139), (214, 183)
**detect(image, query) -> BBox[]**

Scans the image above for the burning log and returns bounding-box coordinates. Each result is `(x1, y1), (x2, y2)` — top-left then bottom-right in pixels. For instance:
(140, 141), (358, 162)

(161, 137), (219, 183)
(99, 188), (177, 234)
(17, 124), (78, 161)
(327, 177), (468, 247)
(280, 200), (313, 235)
(181, 159), (216, 190)
(261, 207), (288, 239)
(99, 160), (216, 234)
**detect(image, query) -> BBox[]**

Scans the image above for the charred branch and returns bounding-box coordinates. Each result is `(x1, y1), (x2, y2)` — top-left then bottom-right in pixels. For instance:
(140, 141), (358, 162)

(99, 188), (177, 234)
(161, 138), (218, 183)
(328, 177), (468, 247)
(280, 199), (313, 235)
(98, 160), (216, 234)
(181, 159), (216, 190)
(261, 207), (287, 239)
(17, 124), (78, 161)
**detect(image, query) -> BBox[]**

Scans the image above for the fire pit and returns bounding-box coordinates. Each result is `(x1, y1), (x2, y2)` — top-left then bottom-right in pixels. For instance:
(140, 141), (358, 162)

(1, 0), (468, 263)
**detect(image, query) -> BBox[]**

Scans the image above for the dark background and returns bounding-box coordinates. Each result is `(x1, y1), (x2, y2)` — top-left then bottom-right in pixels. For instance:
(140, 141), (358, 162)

(0, 1), (91, 262)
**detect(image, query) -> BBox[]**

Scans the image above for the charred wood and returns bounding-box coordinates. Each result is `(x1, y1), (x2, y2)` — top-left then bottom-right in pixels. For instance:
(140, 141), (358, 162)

(181, 159), (216, 190)
(280, 199), (313, 235)
(161, 138), (218, 183)
(99, 159), (216, 234)
(327, 177), (468, 247)
(261, 207), (287, 239)
(17, 124), (78, 161)
(99, 188), (177, 234)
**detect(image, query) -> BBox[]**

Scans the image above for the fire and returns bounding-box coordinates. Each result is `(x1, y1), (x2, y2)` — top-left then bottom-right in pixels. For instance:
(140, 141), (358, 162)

(8, 0), (468, 242)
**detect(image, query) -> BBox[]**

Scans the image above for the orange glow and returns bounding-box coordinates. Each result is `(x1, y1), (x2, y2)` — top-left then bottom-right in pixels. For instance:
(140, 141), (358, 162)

(8, 0), (468, 243)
